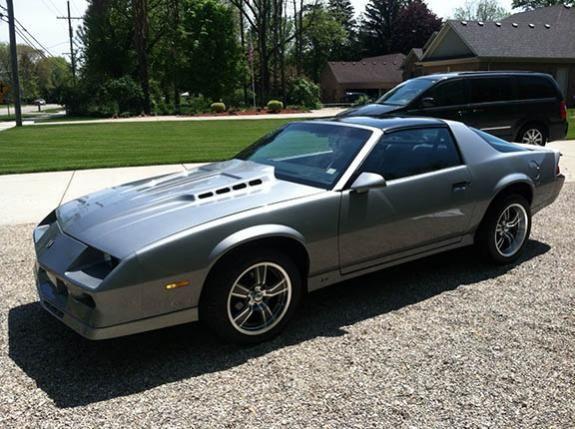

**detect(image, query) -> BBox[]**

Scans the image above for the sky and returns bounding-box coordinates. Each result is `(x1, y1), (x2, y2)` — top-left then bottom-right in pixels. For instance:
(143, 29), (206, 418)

(0, 0), (514, 58)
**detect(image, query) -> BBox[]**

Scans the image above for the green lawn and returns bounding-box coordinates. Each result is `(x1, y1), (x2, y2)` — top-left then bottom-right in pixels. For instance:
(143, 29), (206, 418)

(568, 109), (575, 140)
(0, 119), (292, 175)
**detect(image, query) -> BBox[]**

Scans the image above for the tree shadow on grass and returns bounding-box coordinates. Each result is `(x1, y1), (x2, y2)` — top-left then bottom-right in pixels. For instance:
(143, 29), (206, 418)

(8, 240), (550, 408)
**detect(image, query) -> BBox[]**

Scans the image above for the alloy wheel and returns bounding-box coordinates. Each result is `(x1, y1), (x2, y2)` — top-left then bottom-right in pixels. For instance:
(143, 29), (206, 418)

(494, 203), (529, 257)
(521, 128), (544, 145)
(227, 262), (292, 335)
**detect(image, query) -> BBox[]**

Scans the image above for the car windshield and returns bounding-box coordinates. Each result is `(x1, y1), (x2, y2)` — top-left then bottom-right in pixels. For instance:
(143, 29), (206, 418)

(236, 123), (372, 189)
(376, 78), (438, 106)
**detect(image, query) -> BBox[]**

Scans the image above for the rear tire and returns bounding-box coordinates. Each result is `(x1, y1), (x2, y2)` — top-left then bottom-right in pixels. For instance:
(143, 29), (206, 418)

(518, 123), (547, 146)
(476, 194), (531, 264)
(200, 248), (302, 344)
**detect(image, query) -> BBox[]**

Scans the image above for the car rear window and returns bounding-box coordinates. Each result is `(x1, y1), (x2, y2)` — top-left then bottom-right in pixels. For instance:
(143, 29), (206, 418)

(473, 129), (529, 153)
(517, 76), (557, 99)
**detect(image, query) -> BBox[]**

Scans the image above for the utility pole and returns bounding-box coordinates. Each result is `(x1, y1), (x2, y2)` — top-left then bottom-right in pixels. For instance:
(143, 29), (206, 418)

(6, 0), (22, 126)
(57, 1), (81, 80)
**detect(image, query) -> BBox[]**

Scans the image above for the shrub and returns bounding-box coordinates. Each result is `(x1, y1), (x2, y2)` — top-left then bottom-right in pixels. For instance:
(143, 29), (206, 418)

(180, 95), (212, 115)
(287, 78), (321, 109)
(267, 100), (284, 113)
(211, 102), (226, 113)
(352, 95), (370, 106)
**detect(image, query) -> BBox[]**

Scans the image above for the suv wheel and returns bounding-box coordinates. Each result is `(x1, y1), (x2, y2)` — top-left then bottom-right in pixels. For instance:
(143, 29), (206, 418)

(519, 124), (547, 146)
(476, 194), (531, 264)
(200, 248), (302, 344)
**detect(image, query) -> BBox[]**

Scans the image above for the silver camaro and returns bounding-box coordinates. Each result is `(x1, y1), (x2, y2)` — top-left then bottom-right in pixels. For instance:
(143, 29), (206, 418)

(33, 117), (565, 343)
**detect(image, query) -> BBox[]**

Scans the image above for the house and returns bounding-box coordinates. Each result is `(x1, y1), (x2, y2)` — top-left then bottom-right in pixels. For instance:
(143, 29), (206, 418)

(406, 4), (575, 106)
(320, 53), (406, 103)
(402, 48), (424, 80)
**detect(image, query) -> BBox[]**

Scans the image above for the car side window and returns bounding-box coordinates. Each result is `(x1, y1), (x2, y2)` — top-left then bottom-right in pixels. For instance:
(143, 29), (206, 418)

(360, 128), (462, 181)
(469, 77), (514, 103)
(424, 80), (467, 107)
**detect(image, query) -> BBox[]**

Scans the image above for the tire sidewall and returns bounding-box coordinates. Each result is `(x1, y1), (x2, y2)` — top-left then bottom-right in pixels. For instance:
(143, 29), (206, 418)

(479, 194), (532, 264)
(200, 248), (303, 344)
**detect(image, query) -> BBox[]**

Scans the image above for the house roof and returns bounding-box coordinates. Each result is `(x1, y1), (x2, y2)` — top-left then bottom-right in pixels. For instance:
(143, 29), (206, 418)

(423, 4), (575, 61)
(326, 53), (406, 86)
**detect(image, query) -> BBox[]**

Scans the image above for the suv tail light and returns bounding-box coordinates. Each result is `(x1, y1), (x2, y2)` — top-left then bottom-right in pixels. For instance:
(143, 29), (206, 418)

(560, 100), (567, 121)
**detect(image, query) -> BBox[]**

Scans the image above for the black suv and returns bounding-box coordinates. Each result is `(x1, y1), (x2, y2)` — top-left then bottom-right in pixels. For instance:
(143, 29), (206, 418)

(339, 71), (568, 145)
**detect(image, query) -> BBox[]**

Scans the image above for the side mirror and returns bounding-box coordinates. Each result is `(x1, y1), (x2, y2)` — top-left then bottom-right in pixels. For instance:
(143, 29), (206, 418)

(350, 172), (386, 193)
(421, 97), (436, 108)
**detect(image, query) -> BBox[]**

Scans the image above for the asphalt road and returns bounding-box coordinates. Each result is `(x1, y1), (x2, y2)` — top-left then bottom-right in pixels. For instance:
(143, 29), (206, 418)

(0, 104), (62, 116)
(0, 185), (574, 427)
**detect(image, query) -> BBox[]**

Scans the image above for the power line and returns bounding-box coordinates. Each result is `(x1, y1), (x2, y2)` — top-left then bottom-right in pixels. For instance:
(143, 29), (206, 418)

(0, 4), (59, 58)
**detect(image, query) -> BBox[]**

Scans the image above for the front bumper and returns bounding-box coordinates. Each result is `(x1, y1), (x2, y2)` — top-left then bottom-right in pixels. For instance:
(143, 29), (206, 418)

(33, 219), (200, 340)
(35, 264), (199, 340)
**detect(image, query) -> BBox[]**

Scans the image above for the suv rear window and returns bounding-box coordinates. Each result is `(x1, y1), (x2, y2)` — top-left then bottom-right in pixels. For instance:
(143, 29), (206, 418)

(517, 76), (557, 99)
(473, 129), (528, 153)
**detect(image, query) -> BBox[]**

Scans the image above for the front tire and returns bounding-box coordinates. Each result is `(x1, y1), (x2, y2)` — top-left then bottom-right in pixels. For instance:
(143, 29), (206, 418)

(476, 194), (531, 264)
(200, 248), (302, 344)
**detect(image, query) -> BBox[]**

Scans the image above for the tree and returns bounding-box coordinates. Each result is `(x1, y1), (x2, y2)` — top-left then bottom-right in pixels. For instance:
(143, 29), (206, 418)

(179, 0), (241, 101)
(328, 0), (358, 60)
(0, 43), (70, 103)
(328, 0), (356, 33)
(454, 0), (510, 21)
(512, 0), (574, 9)
(360, 0), (409, 56)
(392, 0), (442, 54)
(301, 5), (347, 81)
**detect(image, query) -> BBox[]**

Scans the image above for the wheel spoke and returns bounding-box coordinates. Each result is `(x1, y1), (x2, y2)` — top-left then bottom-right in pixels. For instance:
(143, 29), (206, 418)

(264, 279), (287, 297)
(503, 231), (514, 246)
(259, 302), (274, 326)
(496, 234), (505, 249)
(231, 283), (251, 299)
(255, 264), (267, 285)
(233, 306), (253, 327)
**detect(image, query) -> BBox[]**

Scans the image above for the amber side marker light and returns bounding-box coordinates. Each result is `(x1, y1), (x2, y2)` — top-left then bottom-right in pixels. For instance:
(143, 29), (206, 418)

(165, 280), (190, 290)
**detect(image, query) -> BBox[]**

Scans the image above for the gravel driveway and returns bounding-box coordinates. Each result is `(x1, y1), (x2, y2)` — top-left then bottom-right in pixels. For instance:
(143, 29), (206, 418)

(1, 185), (574, 428)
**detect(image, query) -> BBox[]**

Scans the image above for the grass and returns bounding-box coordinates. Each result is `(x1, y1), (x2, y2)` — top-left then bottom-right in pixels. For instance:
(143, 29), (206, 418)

(568, 109), (575, 140)
(0, 119), (293, 175)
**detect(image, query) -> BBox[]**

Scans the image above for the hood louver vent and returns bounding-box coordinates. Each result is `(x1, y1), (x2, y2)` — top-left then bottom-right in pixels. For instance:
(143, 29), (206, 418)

(195, 177), (265, 201)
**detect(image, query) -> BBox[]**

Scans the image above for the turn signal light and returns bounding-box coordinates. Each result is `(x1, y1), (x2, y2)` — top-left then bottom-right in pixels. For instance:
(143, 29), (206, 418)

(165, 280), (190, 290)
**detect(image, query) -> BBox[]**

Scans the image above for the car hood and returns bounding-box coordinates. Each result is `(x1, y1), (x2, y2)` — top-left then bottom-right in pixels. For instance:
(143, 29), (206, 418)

(57, 160), (322, 258)
(337, 103), (402, 118)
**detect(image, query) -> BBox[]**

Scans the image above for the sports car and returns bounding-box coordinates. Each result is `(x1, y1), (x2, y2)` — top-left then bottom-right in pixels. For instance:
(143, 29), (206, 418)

(33, 117), (565, 343)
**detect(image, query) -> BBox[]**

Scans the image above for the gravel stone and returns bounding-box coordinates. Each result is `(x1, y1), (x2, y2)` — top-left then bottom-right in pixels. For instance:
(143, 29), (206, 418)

(0, 184), (574, 428)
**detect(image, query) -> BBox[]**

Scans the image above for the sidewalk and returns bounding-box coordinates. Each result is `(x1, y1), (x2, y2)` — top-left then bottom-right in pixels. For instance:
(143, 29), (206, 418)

(0, 163), (204, 225)
(0, 141), (572, 226)
(0, 108), (345, 131)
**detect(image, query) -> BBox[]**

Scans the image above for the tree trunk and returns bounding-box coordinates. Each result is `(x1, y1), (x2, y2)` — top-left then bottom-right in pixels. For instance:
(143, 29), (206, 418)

(133, 0), (151, 114)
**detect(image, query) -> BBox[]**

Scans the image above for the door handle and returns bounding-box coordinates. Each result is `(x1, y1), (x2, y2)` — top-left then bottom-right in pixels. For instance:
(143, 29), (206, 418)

(452, 181), (470, 191)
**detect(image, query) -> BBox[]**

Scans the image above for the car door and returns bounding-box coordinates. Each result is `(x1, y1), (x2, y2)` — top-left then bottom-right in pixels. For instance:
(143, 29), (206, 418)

(461, 77), (517, 140)
(406, 78), (469, 122)
(338, 126), (476, 274)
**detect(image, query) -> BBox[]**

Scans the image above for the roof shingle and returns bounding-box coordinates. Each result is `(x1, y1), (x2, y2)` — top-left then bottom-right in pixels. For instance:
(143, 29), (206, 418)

(326, 53), (406, 85)
(445, 5), (575, 59)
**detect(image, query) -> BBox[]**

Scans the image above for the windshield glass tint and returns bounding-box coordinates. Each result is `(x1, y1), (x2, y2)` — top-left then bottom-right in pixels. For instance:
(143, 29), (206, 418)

(376, 78), (437, 106)
(237, 123), (372, 189)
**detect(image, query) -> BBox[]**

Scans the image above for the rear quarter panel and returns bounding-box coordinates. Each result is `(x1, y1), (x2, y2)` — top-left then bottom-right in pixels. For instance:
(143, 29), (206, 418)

(448, 121), (555, 231)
